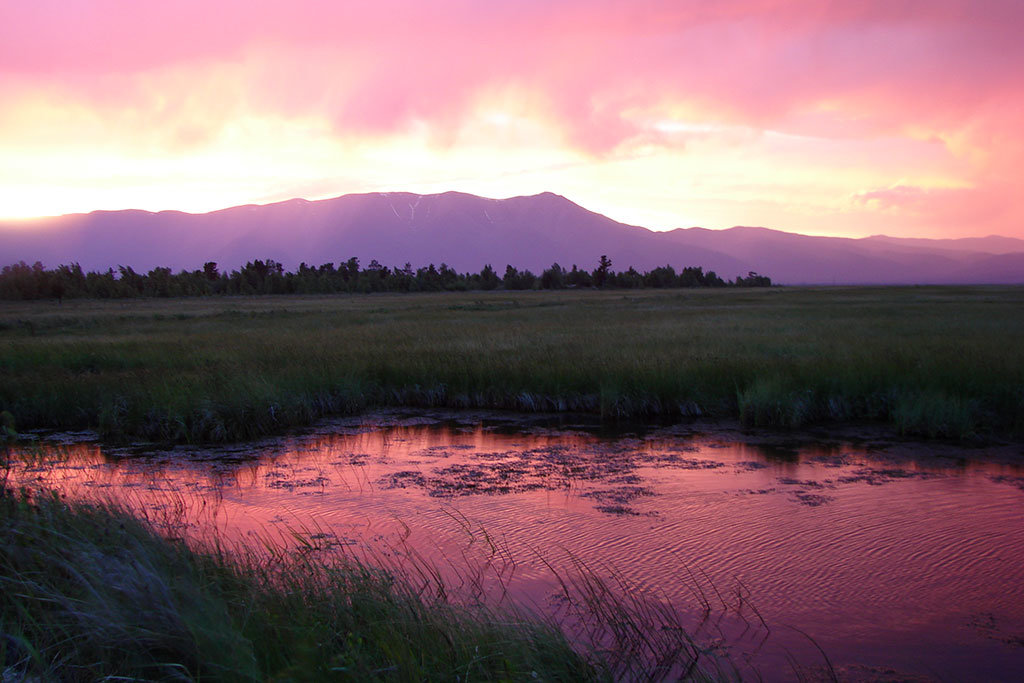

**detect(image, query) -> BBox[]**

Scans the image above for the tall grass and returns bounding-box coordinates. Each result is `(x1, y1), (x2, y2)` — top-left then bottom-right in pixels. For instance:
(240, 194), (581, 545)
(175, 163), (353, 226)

(2, 286), (1023, 442)
(2, 483), (739, 681)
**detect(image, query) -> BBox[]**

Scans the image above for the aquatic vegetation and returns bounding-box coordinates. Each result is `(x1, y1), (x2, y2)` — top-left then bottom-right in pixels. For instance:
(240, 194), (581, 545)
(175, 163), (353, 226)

(1, 286), (1022, 442)
(0, 484), (735, 681)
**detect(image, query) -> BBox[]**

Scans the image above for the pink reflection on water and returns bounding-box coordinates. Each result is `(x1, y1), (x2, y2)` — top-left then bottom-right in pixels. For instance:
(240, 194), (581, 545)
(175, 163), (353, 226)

(7, 414), (1024, 680)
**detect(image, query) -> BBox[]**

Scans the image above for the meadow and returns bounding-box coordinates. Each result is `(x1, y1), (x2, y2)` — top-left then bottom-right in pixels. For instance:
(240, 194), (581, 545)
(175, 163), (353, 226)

(1, 286), (1023, 443)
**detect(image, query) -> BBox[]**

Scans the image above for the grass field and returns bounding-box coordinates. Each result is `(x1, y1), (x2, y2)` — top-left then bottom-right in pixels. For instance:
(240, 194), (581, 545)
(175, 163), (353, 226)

(1, 286), (1023, 442)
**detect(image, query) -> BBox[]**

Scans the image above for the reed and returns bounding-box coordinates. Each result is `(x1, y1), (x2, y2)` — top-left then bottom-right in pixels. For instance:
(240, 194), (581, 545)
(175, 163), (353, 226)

(2, 286), (1022, 443)
(0, 483), (734, 681)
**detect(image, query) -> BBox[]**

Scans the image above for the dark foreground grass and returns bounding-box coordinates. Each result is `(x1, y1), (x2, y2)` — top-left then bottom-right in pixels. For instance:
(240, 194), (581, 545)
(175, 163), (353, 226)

(2, 286), (1023, 442)
(0, 483), (729, 681)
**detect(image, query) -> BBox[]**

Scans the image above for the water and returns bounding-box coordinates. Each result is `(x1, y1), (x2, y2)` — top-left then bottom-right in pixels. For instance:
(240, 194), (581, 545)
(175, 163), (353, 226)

(7, 410), (1024, 680)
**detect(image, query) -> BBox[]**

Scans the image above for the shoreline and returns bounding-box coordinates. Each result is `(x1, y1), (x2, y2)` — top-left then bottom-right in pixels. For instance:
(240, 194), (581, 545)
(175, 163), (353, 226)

(12, 406), (1024, 465)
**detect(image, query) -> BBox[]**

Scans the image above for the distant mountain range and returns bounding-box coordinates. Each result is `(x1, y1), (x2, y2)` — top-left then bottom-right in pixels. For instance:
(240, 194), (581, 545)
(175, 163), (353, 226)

(2, 191), (1023, 284)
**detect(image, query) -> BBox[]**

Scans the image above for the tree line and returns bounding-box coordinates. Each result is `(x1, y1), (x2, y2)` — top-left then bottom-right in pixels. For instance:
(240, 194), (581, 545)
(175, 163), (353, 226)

(0, 256), (771, 300)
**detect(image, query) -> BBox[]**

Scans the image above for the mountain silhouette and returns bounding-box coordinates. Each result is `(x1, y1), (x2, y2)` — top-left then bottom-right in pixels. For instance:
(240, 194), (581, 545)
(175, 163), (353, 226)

(1, 191), (1022, 284)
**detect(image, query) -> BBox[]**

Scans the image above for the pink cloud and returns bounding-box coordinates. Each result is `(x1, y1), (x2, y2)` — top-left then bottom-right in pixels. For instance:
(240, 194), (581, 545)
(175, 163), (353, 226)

(2, 1), (1022, 235)
(854, 185), (932, 210)
(4, 0), (1021, 146)
(853, 182), (1014, 236)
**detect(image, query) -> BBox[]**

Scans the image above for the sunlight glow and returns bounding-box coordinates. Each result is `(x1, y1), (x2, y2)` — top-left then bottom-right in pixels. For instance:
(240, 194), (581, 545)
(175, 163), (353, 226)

(0, 1), (1020, 238)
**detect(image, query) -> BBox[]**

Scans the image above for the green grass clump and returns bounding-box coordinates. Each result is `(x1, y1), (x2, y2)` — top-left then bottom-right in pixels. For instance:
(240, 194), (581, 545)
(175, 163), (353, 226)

(0, 485), (627, 681)
(737, 376), (816, 428)
(1, 488), (260, 680)
(2, 286), (1023, 442)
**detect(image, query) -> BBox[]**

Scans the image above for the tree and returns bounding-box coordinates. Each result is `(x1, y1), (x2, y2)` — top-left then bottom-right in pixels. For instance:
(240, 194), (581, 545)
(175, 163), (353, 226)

(0, 256), (774, 299)
(735, 271), (771, 287)
(614, 266), (643, 289)
(644, 265), (677, 288)
(478, 264), (500, 290)
(540, 263), (566, 289)
(118, 266), (145, 295)
(416, 264), (443, 291)
(566, 264), (592, 288)
(145, 267), (174, 297)
(438, 263), (461, 290)
(679, 266), (705, 287)
(503, 264), (519, 287)
(593, 254), (612, 288)
(503, 264), (536, 290)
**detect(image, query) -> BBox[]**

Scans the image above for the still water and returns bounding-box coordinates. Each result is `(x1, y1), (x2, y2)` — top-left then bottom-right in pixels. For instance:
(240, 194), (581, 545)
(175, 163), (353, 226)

(8, 410), (1024, 680)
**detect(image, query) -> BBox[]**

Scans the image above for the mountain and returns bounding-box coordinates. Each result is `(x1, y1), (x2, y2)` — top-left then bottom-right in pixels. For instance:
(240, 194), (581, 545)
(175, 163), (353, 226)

(1, 191), (1022, 284)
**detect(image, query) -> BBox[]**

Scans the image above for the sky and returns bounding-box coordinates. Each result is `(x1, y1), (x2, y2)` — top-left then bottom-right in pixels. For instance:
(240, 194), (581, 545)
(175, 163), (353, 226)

(1, 0), (1022, 239)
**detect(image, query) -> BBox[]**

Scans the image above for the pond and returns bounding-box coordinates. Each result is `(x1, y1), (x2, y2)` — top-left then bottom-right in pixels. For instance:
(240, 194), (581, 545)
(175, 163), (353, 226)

(7, 410), (1024, 680)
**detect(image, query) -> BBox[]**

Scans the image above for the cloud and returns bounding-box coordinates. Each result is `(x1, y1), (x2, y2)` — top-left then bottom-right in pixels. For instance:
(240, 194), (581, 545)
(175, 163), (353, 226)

(1, 1), (1022, 236)
(4, 1), (1022, 147)
(853, 185), (932, 210)
(852, 182), (1013, 235)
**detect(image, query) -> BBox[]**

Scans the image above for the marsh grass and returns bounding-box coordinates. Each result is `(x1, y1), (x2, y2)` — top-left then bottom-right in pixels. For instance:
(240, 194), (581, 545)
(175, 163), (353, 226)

(2, 287), (1023, 442)
(0, 482), (737, 681)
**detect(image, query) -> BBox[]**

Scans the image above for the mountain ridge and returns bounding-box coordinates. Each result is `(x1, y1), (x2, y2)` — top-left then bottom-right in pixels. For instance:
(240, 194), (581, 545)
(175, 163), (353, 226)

(1, 191), (1022, 284)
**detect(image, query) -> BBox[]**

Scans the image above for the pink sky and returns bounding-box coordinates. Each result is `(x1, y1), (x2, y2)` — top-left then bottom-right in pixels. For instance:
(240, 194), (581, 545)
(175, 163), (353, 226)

(1, 0), (1022, 238)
